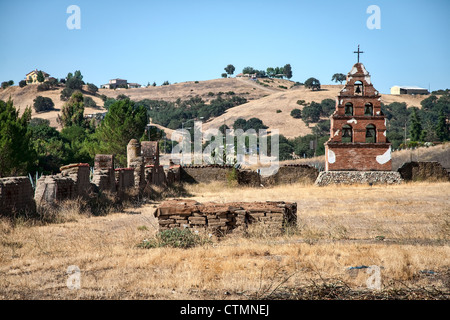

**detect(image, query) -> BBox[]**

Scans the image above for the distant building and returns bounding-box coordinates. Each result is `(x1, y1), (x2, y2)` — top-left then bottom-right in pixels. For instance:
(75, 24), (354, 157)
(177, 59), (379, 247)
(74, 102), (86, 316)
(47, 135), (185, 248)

(26, 69), (50, 84)
(101, 78), (128, 89)
(390, 86), (429, 95)
(128, 82), (142, 88)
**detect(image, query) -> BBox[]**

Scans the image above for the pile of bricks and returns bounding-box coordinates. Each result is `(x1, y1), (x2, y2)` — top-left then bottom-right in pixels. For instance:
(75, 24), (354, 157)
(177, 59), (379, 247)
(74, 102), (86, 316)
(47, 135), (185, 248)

(154, 199), (297, 235)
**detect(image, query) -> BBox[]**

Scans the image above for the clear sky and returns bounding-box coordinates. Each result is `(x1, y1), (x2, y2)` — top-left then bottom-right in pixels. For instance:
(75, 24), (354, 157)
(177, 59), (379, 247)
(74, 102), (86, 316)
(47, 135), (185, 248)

(0, 0), (449, 94)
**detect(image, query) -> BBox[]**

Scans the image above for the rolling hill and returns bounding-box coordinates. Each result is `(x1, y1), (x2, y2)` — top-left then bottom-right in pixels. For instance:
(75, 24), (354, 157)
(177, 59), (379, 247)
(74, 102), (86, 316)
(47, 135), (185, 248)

(0, 77), (430, 138)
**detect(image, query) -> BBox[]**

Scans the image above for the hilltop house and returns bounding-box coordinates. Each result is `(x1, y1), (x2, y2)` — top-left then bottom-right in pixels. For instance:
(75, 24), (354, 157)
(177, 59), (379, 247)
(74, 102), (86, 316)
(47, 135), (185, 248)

(128, 83), (142, 89)
(390, 86), (429, 95)
(26, 69), (50, 84)
(101, 78), (128, 89)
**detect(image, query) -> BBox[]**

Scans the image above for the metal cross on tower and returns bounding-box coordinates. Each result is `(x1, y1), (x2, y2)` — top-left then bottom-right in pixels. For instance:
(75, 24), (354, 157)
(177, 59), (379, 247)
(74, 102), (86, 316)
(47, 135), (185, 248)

(354, 45), (364, 63)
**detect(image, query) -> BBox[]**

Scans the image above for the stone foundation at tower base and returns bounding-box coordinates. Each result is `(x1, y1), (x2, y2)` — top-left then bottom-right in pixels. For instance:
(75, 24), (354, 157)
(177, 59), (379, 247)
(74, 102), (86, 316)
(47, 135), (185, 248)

(315, 171), (403, 186)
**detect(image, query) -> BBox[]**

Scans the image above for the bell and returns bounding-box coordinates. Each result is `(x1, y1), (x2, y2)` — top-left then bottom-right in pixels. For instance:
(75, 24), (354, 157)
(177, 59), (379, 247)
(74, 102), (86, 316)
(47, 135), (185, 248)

(355, 86), (361, 94)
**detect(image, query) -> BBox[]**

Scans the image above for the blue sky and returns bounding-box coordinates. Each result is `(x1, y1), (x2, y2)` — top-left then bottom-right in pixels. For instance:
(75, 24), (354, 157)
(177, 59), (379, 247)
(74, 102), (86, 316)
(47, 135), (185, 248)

(0, 0), (449, 94)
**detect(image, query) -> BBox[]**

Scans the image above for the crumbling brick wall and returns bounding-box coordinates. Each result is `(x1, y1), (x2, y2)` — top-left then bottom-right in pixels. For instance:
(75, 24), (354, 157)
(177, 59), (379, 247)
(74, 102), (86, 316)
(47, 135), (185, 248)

(0, 177), (36, 216)
(180, 165), (235, 184)
(34, 163), (93, 205)
(154, 199), (297, 235)
(115, 168), (135, 192)
(92, 155), (116, 193)
(261, 165), (319, 186)
(165, 165), (181, 185)
(145, 165), (167, 187)
(398, 161), (449, 181)
(60, 164), (92, 198)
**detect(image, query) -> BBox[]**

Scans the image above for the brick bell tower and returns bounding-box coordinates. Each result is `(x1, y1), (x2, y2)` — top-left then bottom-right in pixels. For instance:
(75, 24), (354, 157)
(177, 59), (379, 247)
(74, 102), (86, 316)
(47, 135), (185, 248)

(324, 46), (392, 171)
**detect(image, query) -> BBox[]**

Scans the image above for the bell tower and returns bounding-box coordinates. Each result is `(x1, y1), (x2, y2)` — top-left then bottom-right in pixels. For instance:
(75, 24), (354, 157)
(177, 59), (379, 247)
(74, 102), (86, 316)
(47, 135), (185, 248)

(324, 46), (392, 171)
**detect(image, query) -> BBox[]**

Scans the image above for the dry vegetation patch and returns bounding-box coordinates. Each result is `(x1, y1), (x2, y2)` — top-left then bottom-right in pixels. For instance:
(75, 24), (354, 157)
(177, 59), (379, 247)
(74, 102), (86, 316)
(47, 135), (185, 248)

(0, 182), (448, 299)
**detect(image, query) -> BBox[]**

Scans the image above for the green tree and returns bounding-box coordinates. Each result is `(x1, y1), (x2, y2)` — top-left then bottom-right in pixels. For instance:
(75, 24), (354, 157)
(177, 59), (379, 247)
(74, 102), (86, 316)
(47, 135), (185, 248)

(33, 96), (55, 112)
(320, 98), (335, 116)
(302, 102), (322, 124)
(37, 71), (45, 83)
(57, 91), (86, 128)
(290, 108), (302, 119)
(94, 99), (148, 167)
(83, 96), (97, 108)
(304, 77), (321, 90)
(283, 64), (293, 79)
(331, 73), (346, 84)
(29, 118), (70, 173)
(435, 111), (449, 141)
(224, 64), (235, 77)
(221, 73), (228, 78)
(409, 107), (423, 142)
(0, 99), (36, 177)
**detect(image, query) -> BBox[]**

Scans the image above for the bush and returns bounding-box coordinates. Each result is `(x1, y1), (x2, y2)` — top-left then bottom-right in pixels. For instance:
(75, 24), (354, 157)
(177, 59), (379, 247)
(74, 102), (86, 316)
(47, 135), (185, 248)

(37, 82), (51, 92)
(137, 228), (211, 249)
(1, 81), (11, 89)
(87, 83), (98, 94)
(33, 96), (55, 112)
(276, 109), (282, 113)
(60, 87), (75, 101)
(83, 96), (97, 108)
(19, 80), (27, 88)
(290, 108), (302, 119)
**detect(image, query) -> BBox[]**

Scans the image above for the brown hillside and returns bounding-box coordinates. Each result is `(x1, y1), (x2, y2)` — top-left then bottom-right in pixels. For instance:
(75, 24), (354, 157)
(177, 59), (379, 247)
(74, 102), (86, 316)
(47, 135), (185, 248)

(203, 84), (431, 138)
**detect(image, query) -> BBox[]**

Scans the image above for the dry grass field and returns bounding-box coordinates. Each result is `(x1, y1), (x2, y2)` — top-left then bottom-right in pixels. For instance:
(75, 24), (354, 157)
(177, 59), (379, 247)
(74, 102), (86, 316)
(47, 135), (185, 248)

(0, 181), (448, 300)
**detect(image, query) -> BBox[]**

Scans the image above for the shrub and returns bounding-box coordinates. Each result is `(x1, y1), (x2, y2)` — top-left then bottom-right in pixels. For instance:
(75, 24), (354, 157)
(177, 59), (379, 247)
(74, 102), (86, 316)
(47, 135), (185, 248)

(19, 80), (27, 88)
(83, 96), (97, 108)
(137, 228), (211, 249)
(37, 82), (51, 92)
(207, 92), (215, 96)
(60, 87), (75, 101)
(278, 85), (288, 89)
(87, 83), (98, 94)
(290, 108), (302, 119)
(276, 109), (282, 113)
(33, 96), (54, 112)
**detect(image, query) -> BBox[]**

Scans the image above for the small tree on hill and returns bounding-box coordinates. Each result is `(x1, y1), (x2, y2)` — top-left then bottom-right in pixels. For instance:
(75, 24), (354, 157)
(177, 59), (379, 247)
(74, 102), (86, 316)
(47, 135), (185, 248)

(283, 64), (293, 79)
(304, 77), (321, 91)
(33, 96), (55, 112)
(224, 64), (235, 77)
(290, 108), (302, 119)
(331, 73), (346, 84)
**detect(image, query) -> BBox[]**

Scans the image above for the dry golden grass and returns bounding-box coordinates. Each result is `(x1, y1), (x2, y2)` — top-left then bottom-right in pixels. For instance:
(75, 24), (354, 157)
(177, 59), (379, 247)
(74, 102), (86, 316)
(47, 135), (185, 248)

(0, 181), (448, 300)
